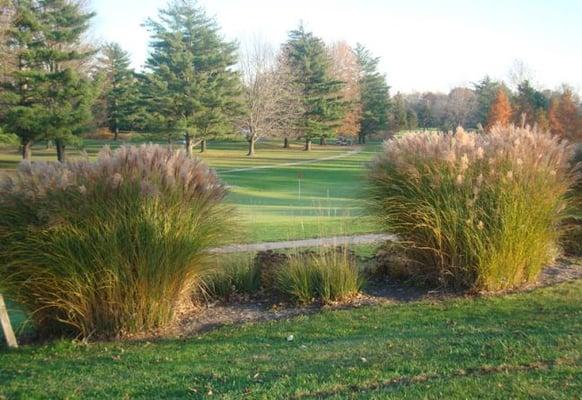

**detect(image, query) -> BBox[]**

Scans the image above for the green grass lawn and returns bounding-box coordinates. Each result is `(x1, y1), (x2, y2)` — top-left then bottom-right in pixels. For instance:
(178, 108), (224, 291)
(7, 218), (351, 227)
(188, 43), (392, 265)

(0, 140), (380, 242)
(1, 281), (580, 399)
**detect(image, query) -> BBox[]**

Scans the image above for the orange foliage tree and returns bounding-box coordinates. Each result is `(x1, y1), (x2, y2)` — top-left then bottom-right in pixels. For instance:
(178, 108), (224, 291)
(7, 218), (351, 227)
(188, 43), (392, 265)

(486, 88), (512, 130)
(550, 89), (581, 141)
(327, 41), (361, 139)
(548, 97), (563, 137)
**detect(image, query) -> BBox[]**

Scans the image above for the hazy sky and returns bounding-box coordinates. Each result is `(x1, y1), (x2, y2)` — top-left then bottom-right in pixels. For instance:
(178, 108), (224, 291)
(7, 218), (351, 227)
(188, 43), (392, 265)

(91, 0), (582, 94)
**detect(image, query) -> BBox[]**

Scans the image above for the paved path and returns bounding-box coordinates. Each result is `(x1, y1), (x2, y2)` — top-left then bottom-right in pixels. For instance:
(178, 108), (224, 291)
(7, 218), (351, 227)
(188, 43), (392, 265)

(220, 147), (363, 174)
(210, 233), (396, 254)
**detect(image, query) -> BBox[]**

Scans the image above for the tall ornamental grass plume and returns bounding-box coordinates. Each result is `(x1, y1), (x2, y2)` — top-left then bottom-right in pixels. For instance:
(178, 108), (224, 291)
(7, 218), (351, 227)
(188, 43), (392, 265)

(0, 145), (233, 338)
(368, 125), (577, 291)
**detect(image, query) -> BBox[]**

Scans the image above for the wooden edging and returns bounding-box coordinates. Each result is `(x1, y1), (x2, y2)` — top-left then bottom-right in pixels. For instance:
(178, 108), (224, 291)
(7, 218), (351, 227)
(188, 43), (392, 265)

(0, 293), (18, 348)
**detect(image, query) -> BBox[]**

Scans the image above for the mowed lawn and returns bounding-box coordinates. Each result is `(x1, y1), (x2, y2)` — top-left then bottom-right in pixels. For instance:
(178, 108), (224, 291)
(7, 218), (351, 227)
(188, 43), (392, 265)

(0, 140), (380, 242)
(1, 281), (580, 399)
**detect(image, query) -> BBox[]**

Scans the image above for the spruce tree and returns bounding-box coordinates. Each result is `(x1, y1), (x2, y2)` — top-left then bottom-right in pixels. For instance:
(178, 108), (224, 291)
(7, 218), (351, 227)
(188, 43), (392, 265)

(98, 42), (138, 140)
(1, 0), (41, 159)
(283, 24), (345, 150)
(473, 76), (501, 127)
(513, 80), (548, 127)
(144, 0), (241, 156)
(1, 0), (95, 162)
(355, 44), (390, 143)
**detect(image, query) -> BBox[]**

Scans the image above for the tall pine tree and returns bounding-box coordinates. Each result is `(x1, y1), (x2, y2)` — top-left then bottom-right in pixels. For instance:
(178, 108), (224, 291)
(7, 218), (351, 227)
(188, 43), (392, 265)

(1, 0), (39, 159)
(97, 42), (139, 140)
(144, 0), (241, 155)
(473, 76), (502, 128)
(513, 80), (548, 127)
(1, 0), (95, 161)
(355, 44), (390, 143)
(283, 24), (345, 150)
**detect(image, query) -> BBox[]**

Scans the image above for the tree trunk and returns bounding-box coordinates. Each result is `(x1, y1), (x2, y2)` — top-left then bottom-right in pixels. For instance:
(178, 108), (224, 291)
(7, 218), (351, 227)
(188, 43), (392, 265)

(283, 137), (289, 148)
(185, 134), (193, 157)
(362, 134), (367, 144)
(304, 138), (311, 151)
(114, 125), (119, 141)
(247, 136), (256, 157)
(56, 139), (66, 163)
(200, 139), (206, 153)
(358, 135), (363, 144)
(21, 139), (32, 160)
(320, 137), (326, 145)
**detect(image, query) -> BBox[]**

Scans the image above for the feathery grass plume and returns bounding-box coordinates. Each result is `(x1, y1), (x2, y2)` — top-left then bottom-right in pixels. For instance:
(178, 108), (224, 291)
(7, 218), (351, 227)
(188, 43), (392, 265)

(275, 248), (363, 303)
(0, 144), (233, 338)
(368, 126), (576, 291)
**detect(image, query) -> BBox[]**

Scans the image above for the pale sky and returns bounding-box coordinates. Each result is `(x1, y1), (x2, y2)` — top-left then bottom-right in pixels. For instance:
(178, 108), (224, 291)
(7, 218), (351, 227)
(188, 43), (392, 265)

(91, 0), (582, 94)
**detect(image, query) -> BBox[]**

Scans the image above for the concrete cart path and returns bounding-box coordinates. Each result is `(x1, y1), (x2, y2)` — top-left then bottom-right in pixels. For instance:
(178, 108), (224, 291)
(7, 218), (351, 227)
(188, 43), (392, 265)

(210, 233), (396, 254)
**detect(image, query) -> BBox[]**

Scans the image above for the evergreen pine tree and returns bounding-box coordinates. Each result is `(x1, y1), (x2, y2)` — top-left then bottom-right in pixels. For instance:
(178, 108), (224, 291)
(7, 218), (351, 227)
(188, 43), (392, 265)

(144, 0), (241, 155)
(1, 0), (95, 162)
(473, 76), (501, 127)
(38, 0), (94, 161)
(354, 44), (390, 143)
(513, 80), (548, 127)
(283, 24), (345, 150)
(98, 42), (139, 140)
(1, 0), (41, 159)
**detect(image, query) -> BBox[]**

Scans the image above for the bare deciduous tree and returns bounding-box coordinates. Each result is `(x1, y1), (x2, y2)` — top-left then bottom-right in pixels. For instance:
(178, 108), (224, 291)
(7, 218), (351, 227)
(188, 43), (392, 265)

(238, 39), (303, 156)
(443, 87), (478, 129)
(507, 59), (534, 90)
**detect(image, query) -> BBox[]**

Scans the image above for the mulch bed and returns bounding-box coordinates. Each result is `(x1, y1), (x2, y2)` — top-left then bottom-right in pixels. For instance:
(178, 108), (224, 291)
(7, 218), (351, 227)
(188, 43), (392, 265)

(177, 256), (582, 337)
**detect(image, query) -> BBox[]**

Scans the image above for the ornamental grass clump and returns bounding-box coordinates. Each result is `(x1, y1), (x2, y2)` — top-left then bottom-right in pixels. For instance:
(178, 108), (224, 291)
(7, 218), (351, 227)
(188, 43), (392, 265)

(0, 145), (232, 338)
(368, 126), (576, 291)
(275, 248), (363, 304)
(562, 145), (582, 256)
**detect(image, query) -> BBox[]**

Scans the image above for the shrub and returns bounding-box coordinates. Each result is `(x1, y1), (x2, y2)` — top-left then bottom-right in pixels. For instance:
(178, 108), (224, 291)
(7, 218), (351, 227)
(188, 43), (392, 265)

(368, 126), (576, 291)
(0, 129), (19, 147)
(0, 145), (232, 338)
(275, 248), (363, 303)
(200, 253), (261, 299)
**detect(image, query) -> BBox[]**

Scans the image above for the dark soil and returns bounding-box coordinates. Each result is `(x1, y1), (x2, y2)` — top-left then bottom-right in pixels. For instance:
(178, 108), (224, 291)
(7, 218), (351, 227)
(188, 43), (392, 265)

(177, 256), (581, 337)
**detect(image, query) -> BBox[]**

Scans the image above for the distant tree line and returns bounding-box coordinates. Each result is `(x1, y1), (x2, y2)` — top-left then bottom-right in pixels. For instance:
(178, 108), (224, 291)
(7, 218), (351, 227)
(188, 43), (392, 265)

(0, 0), (392, 160)
(393, 77), (582, 142)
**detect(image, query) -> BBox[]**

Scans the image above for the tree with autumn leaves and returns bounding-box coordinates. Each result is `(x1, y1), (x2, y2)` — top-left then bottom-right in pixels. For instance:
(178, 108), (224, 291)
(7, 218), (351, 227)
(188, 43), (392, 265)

(486, 88), (512, 130)
(549, 88), (581, 142)
(485, 85), (581, 141)
(328, 41), (361, 141)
